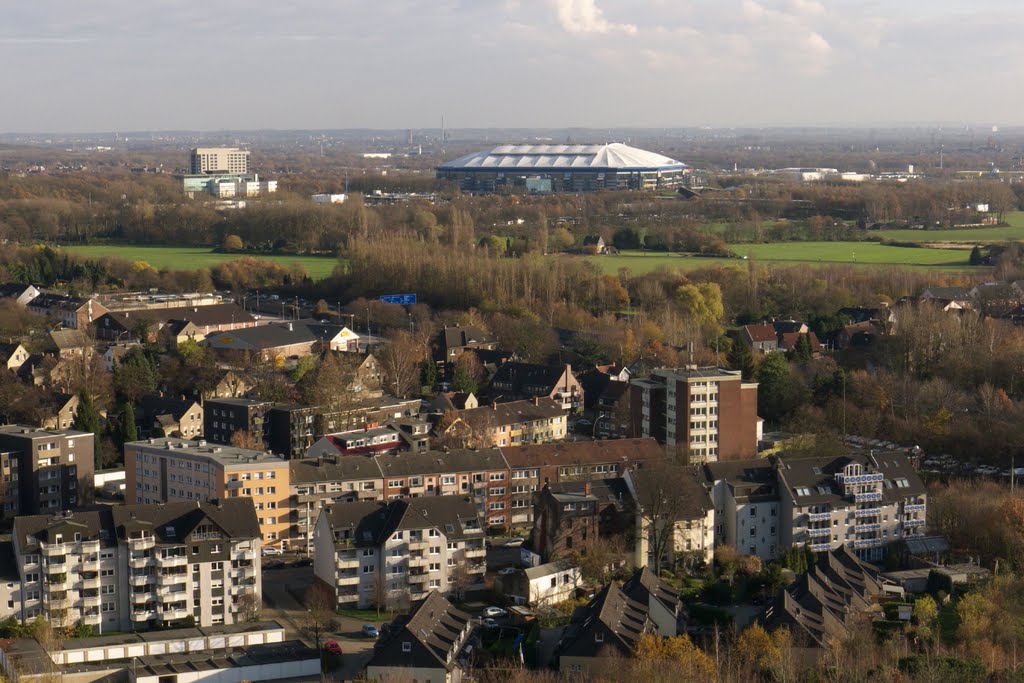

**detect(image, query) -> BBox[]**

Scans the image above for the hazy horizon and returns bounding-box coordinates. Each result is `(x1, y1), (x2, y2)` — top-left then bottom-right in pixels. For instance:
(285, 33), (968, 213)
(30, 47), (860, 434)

(3, 1), (1020, 134)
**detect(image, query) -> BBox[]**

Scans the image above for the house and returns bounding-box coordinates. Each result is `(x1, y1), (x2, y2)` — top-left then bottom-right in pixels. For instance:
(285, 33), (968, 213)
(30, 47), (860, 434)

(532, 479), (633, 563)
(503, 560), (580, 607)
(203, 397), (273, 446)
(0, 283), (41, 307)
(554, 567), (683, 675)
(101, 341), (142, 372)
(625, 465), (715, 566)
(365, 591), (475, 683)
(438, 398), (567, 449)
(582, 235), (608, 254)
(579, 366), (630, 411)
(920, 286), (972, 308)
(304, 323), (360, 352)
(426, 391), (479, 414)
(970, 281), (1021, 317)
(94, 304), (257, 344)
(705, 458), (781, 561)
(0, 343), (30, 372)
(203, 320), (342, 363)
(762, 545), (886, 651)
(0, 425), (95, 517)
(441, 325), (498, 363)
(740, 324), (779, 354)
(47, 329), (92, 359)
(135, 395), (204, 439)
(205, 370), (253, 399)
(835, 320), (886, 350)
(390, 417), (432, 452)
(594, 380), (631, 437)
(778, 331), (821, 355)
(490, 362), (583, 412)
(308, 427), (403, 458)
(28, 294), (108, 330)
(40, 393), (79, 431)
(313, 497), (487, 611)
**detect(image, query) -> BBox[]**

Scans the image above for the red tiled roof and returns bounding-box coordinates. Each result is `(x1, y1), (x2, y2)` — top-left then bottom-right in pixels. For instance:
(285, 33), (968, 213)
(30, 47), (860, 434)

(743, 324), (777, 343)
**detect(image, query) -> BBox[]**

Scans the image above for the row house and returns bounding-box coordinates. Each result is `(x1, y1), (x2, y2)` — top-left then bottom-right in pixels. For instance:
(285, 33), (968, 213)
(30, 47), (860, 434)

(28, 294), (108, 330)
(10, 500), (261, 631)
(440, 397), (568, 448)
(135, 395), (204, 440)
(0, 425), (95, 518)
(125, 438), (290, 548)
(94, 304), (256, 344)
(313, 496), (487, 610)
(705, 458), (782, 561)
(289, 455), (384, 554)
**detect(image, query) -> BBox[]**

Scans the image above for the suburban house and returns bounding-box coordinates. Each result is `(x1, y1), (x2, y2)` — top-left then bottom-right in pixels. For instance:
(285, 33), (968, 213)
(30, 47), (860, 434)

(313, 497), (487, 610)
(365, 591), (475, 683)
(490, 362), (584, 412)
(554, 567), (683, 675)
(28, 294), (109, 330)
(101, 341), (142, 372)
(205, 370), (254, 400)
(40, 393), (80, 432)
(135, 395), (204, 439)
(498, 560), (581, 607)
(740, 324), (779, 354)
(0, 343), (30, 372)
(441, 324), (498, 362)
(47, 329), (92, 359)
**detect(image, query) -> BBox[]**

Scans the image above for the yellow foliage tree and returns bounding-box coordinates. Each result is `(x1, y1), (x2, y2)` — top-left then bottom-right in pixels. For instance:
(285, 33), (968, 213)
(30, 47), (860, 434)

(634, 633), (716, 681)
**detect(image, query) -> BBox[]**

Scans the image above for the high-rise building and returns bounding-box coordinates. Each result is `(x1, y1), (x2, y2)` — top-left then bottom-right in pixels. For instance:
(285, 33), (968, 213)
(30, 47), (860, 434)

(0, 425), (95, 517)
(189, 147), (250, 175)
(629, 368), (760, 462)
(10, 500), (261, 630)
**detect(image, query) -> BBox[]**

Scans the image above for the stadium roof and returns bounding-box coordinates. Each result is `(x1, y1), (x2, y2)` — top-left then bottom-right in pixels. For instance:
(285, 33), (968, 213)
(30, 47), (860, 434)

(438, 143), (686, 172)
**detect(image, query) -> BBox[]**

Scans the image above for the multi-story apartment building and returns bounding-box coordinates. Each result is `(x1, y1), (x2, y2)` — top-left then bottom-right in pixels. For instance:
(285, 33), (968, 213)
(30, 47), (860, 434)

(0, 425), (95, 517)
(189, 147), (250, 174)
(630, 367), (760, 462)
(125, 438), (290, 548)
(705, 458), (781, 561)
(624, 465), (715, 566)
(267, 397), (421, 459)
(290, 455), (384, 554)
(204, 398), (274, 446)
(490, 363), (585, 412)
(313, 496), (487, 610)
(501, 439), (664, 528)
(439, 398), (568, 448)
(776, 451), (927, 562)
(10, 500), (261, 631)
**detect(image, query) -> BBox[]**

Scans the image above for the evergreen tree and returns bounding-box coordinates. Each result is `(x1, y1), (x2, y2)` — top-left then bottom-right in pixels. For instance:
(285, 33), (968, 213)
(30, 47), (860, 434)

(73, 391), (102, 455)
(118, 400), (137, 446)
(969, 245), (983, 266)
(420, 358), (437, 389)
(727, 340), (756, 381)
(756, 353), (803, 423)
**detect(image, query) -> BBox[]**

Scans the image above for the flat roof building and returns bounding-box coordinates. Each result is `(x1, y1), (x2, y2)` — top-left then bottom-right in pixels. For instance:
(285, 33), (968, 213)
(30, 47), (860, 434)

(437, 143), (688, 193)
(189, 147), (250, 175)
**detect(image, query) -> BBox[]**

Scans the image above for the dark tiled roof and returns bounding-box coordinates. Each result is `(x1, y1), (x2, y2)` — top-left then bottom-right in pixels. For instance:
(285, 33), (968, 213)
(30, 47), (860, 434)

(14, 509), (117, 551)
(325, 496), (483, 545)
(743, 324), (777, 343)
(501, 438), (664, 470)
(375, 449), (508, 477)
(455, 398), (565, 428)
(369, 591), (472, 672)
(289, 455), (383, 485)
(921, 286), (971, 300)
(776, 451), (925, 505)
(558, 582), (655, 659)
(110, 499), (261, 542)
(103, 304), (254, 330)
(204, 322), (318, 351)
(491, 362), (568, 392)
(442, 325), (495, 351)
(49, 329), (90, 350)
(137, 395), (199, 422)
(628, 465), (710, 520)
(622, 566), (682, 622)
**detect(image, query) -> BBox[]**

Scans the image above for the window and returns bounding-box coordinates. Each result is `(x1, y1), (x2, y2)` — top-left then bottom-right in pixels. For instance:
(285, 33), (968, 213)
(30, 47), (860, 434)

(362, 565), (373, 574)
(429, 546), (440, 555)
(211, 562), (223, 570)
(362, 549), (374, 557)
(402, 642), (412, 653)
(211, 544), (222, 554)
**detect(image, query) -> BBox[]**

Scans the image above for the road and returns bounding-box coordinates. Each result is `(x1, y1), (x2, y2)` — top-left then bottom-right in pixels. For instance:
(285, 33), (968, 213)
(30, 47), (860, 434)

(261, 564), (380, 682)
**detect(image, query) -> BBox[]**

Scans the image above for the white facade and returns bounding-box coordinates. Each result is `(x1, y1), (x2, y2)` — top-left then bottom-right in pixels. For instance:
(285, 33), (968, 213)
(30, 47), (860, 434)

(708, 478), (780, 561)
(312, 193), (348, 204)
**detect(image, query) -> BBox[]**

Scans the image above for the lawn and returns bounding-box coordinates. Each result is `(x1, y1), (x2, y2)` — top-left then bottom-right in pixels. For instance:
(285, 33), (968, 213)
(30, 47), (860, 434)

(59, 245), (340, 280)
(873, 214), (1024, 244)
(581, 240), (979, 274)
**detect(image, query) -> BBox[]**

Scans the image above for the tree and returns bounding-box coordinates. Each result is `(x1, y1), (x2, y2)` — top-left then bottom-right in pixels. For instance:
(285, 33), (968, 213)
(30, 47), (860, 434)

(452, 351), (482, 394)
(222, 234), (244, 252)
(113, 347), (157, 402)
(734, 622), (780, 674)
(420, 358), (438, 390)
(117, 399), (137, 446)
(969, 245), (984, 265)
(727, 340), (755, 381)
(235, 590), (263, 622)
(378, 330), (424, 399)
(756, 352), (803, 424)
(633, 633), (715, 680)
(630, 463), (702, 574)
(301, 583), (338, 652)
(72, 391), (102, 456)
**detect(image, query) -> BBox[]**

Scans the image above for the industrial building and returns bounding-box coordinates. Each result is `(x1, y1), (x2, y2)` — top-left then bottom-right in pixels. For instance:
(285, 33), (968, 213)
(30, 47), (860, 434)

(437, 143), (688, 193)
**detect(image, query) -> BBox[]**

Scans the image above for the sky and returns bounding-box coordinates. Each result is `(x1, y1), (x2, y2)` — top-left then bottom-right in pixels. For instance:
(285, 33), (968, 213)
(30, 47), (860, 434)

(1, 0), (1021, 133)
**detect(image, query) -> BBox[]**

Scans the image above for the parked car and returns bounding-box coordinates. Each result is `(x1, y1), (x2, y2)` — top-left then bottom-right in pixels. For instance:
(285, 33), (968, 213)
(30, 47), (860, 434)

(323, 641), (343, 655)
(262, 546), (282, 556)
(498, 567), (518, 576)
(483, 606), (507, 618)
(361, 624), (380, 638)
(482, 618), (499, 629)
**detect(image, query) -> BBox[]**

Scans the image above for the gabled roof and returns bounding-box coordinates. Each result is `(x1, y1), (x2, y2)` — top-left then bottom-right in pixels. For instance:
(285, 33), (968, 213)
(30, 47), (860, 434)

(442, 325), (495, 351)
(111, 499), (260, 543)
(369, 591), (472, 672)
(49, 329), (90, 350)
(454, 398), (565, 430)
(101, 304), (255, 331)
(628, 465), (710, 520)
(742, 324), (777, 343)
(137, 395), (200, 422)
(921, 286), (971, 301)
(501, 438), (664, 470)
(557, 582), (656, 659)
(374, 449), (509, 478)
(491, 362), (570, 392)
(203, 322), (318, 351)
(290, 454), (384, 484)
(324, 496), (484, 546)
(622, 566), (683, 622)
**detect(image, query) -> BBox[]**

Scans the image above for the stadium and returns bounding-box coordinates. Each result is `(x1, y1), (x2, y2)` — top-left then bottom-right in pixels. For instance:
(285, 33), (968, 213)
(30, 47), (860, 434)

(436, 142), (688, 193)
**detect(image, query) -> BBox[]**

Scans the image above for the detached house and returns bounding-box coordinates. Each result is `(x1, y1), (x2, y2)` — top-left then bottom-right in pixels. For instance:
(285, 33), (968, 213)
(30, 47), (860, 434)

(491, 362), (584, 412)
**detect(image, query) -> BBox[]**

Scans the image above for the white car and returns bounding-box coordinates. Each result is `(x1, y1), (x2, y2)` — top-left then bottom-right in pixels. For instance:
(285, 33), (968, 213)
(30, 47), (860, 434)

(498, 567), (518, 576)
(262, 546), (283, 556)
(483, 606), (507, 618)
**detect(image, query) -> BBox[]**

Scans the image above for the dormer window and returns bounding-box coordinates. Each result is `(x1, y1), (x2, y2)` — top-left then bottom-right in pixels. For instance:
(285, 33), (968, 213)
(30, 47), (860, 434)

(402, 642), (412, 653)
(595, 632), (604, 643)
(166, 526), (176, 538)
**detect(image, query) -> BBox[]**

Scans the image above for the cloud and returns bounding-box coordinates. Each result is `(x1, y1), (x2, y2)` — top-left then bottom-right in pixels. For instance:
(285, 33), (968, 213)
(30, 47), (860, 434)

(553, 0), (637, 35)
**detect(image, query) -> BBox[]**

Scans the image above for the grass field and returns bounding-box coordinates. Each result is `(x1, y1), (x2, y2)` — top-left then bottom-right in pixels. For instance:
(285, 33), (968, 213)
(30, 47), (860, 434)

(60, 245), (340, 280)
(583, 240), (979, 274)
(873, 213), (1024, 244)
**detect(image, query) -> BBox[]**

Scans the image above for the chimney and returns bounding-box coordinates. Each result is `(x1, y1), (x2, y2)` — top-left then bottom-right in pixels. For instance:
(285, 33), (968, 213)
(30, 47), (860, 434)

(584, 482), (591, 495)
(287, 322), (293, 332)
(533, 396), (539, 406)
(492, 402), (497, 411)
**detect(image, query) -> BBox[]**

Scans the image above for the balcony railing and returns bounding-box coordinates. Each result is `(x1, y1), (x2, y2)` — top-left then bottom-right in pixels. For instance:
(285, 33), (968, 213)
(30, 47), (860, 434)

(855, 523), (881, 533)
(807, 512), (831, 523)
(807, 527), (831, 538)
(129, 556), (153, 569)
(337, 574), (360, 586)
(156, 554), (188, 568)
(129, 573), (154, 587)
(132, 608), (157, 621)
(853, 537), (882, 548)
(464, 547), (486, 558)
(904, 518), (926, 527)
(853, 491), (883, 503)
(810, 542), (832, 552)
(854, 508), (882, 518)
(838, 473), (884, 485)
(904, 504), (926, 513)
(408, 573), (429, 584)
(128, 535), (155, 550)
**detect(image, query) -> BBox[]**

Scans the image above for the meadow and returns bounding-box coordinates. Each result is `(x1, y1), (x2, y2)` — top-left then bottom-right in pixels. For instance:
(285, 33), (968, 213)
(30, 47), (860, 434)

(60, 245), (340, 280)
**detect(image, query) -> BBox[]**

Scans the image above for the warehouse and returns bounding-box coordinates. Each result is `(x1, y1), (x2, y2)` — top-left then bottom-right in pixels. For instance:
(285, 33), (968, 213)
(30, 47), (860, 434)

(437, 142), (688, 193)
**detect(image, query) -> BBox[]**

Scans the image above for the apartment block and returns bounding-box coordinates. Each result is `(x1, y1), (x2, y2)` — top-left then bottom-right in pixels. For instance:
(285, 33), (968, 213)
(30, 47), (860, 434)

(776, 451), (927, 562)
(204, 397), (274, 446)
(313, 496), (487, 610)
(10, 500), (261, 631)
(0, 425), (95, 517)
(705, 458), (781, 561)
(630, 367), (760, 462)
(289, 455), (384, 554)
(125, 438), (290, 548)
(439, 398), (568, 448)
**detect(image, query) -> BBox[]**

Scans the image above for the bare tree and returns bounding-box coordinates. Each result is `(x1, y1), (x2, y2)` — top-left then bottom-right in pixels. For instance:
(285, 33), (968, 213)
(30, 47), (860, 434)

(235, 590), (263, 622)
(230, 430), (264, 450)
(629, 463), (702, 574)
(301, 583), (338, 651)
(377, 330), (424, 398)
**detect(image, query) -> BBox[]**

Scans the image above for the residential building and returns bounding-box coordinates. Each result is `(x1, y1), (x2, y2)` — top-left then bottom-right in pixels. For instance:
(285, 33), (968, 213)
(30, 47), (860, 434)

(47, 329), (92, 359)
(202, 321), (357, 363)
(554, 567), (683, 675)
(630, 367), (760, 462)
(28, 294), (108, 330)
(204, 397), (274, 446)
(289, 455), (384, 553)
(762, 545), (886, 651)
(490, 362), (584, 412)
(441, 325), (498, 362)
(775, 451), (927, 562)
(11, 500), (261, 630)
(94, 304), (257, 344)
(313, 497), (487, 610)
(740, 324), (780, 354)
(40, 394), (79, 432)
(125, 438), (290, 548)
(581, 235), (607, 253)
(135, 395), (204, 439)
(0, 425), (95, 517)
(625, 465), (715, 566)
(204, 370), (254, 400)
(705, 458), (781, 561)
(438, 398), (567, 448)
(519, 561), (581, 606)
(308, 428), (402, 458)
(365, 591), (475, 683)
(501, 438), (664, 528)
(0, 343), (30, 372)
(0, 283), (41, 307)
(390, 417), (432, 452)
(190, 147), (250, 175)
(532, 482), (600, 562)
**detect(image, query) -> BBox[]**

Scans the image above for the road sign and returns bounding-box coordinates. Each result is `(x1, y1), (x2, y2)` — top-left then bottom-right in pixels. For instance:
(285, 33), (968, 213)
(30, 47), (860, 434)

(379, 294), (417, 305)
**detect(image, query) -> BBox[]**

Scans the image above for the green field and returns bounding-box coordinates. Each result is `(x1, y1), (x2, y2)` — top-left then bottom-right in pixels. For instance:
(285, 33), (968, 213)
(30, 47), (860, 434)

(873, 213), (1024, 244)
(60, 245), (340, 280)
(584, 241), (979, 275)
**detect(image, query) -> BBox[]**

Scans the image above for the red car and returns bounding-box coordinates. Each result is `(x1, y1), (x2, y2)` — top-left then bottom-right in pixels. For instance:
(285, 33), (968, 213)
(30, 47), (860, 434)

(323, 641), (343, 656)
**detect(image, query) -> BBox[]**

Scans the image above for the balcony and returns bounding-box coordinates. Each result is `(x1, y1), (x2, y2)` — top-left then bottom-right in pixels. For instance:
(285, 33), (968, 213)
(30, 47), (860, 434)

(854, 508), (882, 518)
(904, 518), (926, 527)
(853, 537), (882, 549)
(468, 561), (486, 573)
(905, 504), (926, 513)
(156, 554), (188, 569)
(409, 554), (428, 566)
(855, 523), (881, 533)
(408, 539), (429, 551)
(408, 573), (429, 585)
(79, 593), (102, 608)
(156, 582), (188, 598)
(128, 535), (155, 550)
(129, 556), (153, 570)
(79, 539), (101, 553)
(158, 606), (189, 621)
(79, 574), (101, 589)
(230, 566), (255, 581)
(838, 472), (884, 485)
(807, 527), (831, 538)
(337, 574), (360, 586)
(129, 573), (154, 587)
(132, 608), (157, 621)
(42, 544), (65, 557)
(229, 582), (256, 596)
(464, 547), (486, 559)
(81, 611), (102, 625)
(807, 512), (831, 523)
(853, 491), (883, 503)
(43, 590), (69, 606)
(336, 556), (359, 570)
(810, 542), (832, 552)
